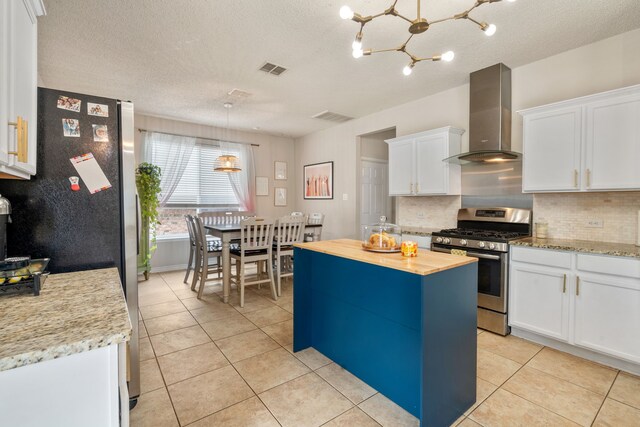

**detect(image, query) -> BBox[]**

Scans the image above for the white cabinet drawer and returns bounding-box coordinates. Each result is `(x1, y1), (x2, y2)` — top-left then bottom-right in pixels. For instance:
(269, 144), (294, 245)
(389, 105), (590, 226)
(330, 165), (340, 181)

(511, 246), (572, 269)
(577, 254), (640, 279)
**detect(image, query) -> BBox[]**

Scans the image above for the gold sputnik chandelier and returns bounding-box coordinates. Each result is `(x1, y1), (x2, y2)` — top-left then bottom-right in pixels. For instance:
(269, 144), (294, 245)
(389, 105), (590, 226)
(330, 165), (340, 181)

(340, 0), (516, 76)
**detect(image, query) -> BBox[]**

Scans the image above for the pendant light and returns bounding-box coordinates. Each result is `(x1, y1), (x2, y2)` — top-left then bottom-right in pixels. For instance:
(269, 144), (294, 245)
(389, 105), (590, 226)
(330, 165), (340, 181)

(214, 102), (241, 172)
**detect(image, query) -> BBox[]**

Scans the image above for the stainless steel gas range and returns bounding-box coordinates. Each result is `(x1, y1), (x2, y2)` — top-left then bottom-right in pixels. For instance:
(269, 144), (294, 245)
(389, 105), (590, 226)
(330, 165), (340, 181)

(431, 207), (532, 335)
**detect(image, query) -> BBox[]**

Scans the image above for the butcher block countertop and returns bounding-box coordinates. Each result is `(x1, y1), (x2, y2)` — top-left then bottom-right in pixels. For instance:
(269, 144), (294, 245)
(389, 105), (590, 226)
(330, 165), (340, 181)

(0, 267), (131, 372)
(294, 239), (477, 276)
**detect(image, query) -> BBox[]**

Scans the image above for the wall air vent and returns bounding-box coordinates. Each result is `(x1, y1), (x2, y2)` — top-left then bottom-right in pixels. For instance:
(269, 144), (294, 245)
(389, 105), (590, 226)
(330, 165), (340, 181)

(312, 110), (354, 123)
(259, 62), (287, 76)
(227, 88), (252, 98)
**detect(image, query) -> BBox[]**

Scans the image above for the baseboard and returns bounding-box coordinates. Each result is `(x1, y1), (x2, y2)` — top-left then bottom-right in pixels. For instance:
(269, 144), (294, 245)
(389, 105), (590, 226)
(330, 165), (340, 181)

(149, 264), (188, 273)
(511, 327), (640, 376)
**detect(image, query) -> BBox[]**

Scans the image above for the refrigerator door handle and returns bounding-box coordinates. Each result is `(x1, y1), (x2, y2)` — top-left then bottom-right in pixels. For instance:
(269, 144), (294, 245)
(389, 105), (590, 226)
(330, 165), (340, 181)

(136, 193), (141, 255)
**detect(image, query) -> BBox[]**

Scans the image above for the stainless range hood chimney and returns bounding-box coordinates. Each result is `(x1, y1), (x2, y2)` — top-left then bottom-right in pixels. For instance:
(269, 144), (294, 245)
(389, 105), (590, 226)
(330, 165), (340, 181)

(446, 63), (520, 164)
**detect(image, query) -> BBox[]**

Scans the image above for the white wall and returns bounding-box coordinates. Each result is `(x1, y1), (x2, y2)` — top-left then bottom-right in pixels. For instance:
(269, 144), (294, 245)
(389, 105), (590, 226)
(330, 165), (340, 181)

(294, 28), (640, 240)
(134, 114), (296, 271)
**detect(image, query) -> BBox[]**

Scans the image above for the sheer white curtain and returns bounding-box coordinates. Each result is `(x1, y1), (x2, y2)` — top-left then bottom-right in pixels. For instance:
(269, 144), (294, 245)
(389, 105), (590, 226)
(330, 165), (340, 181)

(219, 141), (256, 212)
(143, 131), (196, 207)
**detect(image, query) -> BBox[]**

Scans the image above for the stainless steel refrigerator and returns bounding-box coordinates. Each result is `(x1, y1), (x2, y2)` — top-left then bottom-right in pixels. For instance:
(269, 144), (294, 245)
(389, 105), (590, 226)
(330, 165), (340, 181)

(0, 87), (140, 403)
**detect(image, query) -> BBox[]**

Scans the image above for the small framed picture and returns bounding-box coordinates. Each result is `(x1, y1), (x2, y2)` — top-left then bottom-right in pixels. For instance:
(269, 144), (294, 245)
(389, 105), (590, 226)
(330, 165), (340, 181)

(92, 124), (109, 142)
(57, 95), (81, 112)
(304, 161), (333, 199)
(88, 102), (109, 117)
(62, 119), (80, 137)
(274, 187), (287, 206)
(274, 161), (287, 180)
(256, 177), (269, 196)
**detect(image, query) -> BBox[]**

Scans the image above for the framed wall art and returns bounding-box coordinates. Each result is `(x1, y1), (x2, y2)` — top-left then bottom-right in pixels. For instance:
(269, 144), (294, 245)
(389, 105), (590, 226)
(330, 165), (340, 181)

(274, 187), (287, 206)
(274, 161), (287, 180)
(256, 177), (268, 196)
(303, 161), (333, 200)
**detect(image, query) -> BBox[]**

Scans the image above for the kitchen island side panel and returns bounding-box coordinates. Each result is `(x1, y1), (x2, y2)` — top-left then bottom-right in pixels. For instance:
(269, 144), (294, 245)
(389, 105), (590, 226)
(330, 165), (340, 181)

(421, 262), (478, 426)
(293, 248), (477, 424)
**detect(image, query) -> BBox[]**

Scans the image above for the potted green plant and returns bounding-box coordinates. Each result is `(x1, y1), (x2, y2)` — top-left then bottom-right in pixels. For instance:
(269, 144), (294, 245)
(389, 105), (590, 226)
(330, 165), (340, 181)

(136, 162), (162, 280)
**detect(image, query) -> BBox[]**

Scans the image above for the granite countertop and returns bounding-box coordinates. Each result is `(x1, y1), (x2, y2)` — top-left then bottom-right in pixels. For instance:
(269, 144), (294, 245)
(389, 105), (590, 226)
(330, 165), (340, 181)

(295, 239), (476, 276)
(400, 226), (441, 236)
(512, 237), (640, 259)
(0, 267), (131, 372)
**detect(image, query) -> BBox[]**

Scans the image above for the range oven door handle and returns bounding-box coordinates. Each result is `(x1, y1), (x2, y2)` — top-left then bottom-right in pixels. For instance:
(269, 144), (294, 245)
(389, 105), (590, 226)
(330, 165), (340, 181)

(431, 246), (502, 261)
(465, 251), (501, 261)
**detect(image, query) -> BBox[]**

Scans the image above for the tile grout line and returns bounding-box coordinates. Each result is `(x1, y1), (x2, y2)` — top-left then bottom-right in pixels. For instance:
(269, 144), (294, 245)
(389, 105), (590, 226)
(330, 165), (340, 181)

(590, 370), (621, 426)
(492, 355), (608, 426)
(148, 272), (250, 427)
(479, 344), (595, 425)
(521, 348), (620, 397)
(161, 273), (291, 426)
(146, 273), (185, 427)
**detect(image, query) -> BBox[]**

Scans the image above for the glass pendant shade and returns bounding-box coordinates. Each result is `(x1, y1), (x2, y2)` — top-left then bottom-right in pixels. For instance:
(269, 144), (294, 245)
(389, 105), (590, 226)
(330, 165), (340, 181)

(214, 154), (241, 172)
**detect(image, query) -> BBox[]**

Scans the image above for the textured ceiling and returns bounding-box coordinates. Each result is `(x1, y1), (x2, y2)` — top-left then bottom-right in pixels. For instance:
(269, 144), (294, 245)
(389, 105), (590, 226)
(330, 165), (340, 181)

(38, 0), (640, 137)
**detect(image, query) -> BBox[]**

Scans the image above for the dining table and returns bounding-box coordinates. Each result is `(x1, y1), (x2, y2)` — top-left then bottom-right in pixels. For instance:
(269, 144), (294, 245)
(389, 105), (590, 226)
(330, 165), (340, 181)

(204, 223), (323, 303)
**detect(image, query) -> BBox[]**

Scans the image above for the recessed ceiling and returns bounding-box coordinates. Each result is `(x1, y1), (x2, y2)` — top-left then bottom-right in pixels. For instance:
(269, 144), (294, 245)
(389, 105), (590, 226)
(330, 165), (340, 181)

(37, 0), (640, 138)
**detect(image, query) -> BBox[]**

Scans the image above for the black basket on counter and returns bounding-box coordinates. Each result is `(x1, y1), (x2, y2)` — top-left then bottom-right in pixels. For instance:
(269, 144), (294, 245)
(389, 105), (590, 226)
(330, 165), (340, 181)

(0, 258), (50, 296)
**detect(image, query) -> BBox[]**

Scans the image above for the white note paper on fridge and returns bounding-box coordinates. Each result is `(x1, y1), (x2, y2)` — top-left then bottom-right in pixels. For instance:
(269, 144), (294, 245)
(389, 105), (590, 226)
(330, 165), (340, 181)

(70, 153), (112, 194)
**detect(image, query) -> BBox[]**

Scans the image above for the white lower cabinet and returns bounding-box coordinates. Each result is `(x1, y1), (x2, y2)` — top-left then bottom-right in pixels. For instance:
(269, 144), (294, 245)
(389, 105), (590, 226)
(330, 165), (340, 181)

(510, 263), (570, 341)
(0, 344), (126, 427)
(510, 246), (640, 365)
(573, 274), (640, 364)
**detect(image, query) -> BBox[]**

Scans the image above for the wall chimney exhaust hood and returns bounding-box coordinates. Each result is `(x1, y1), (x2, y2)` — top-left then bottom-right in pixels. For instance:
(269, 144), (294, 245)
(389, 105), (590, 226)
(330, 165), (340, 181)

(445, 63), (520, 164)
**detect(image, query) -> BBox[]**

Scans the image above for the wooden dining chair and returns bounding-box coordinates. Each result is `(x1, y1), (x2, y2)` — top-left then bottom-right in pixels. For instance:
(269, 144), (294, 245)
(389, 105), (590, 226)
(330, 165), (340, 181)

(191, 216), (223, 299)
(273, 215), (306, 297)
(229, 218), (277, 307)
(183, 215), (197, 284)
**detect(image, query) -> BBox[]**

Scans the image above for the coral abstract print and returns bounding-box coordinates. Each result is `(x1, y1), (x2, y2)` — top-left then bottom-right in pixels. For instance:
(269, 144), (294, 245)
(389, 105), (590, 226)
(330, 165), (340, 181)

(303, 161), (333, 199)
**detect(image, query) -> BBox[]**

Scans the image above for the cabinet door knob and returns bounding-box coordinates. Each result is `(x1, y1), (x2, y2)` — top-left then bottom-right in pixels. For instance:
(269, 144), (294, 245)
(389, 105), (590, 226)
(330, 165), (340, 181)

(576, 276), (580, 296)
(8, 116), (28, 163)
(574, 169), (578, 188)
(586, 169), (591, 188)
(562, 274), (566, 293)
(410, 183), (413, 194)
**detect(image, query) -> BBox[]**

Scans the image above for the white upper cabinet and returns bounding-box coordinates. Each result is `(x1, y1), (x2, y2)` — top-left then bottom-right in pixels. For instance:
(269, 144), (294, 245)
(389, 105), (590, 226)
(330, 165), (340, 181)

(585, 92), (640, 190)
(386, 126), (464, 196)
(0, 0), (44, 179)
(520, 85), (640, 193)
(522, 106), (582, 192)
(388, 138), (414, 196)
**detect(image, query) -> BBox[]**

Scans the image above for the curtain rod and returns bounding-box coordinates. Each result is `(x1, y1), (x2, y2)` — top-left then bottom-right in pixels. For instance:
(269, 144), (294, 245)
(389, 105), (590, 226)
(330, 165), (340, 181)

(137, 128), (259, 147)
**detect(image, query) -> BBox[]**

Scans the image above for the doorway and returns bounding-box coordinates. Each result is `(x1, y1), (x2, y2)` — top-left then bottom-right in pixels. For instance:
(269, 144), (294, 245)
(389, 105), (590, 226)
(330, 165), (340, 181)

(356, 128), (396, 236)
(360, 159), (390, 235)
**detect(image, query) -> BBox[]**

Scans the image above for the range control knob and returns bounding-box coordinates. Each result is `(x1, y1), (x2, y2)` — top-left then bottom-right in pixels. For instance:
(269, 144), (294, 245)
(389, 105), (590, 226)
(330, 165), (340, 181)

(443, 237), (451, 244)
(489, 243), (496, 250)
(435, 237), (443, 243)
(478, 242), (485, 248)
(460, 239), (468, 246)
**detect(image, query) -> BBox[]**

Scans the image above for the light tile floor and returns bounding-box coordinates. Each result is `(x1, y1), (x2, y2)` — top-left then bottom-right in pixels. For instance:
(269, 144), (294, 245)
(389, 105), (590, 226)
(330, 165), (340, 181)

(131, 270), (640, 427)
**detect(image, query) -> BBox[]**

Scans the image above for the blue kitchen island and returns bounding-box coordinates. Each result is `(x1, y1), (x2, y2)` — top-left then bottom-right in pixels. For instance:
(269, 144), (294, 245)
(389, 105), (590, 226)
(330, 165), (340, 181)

(293, 239), (478, 427)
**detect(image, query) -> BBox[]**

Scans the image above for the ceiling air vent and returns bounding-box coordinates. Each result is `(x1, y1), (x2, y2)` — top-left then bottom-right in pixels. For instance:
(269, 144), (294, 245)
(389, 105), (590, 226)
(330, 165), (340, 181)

(259, 62), (287, 76)
(227, 88), (252, 99)
(312, 110), (354, 123)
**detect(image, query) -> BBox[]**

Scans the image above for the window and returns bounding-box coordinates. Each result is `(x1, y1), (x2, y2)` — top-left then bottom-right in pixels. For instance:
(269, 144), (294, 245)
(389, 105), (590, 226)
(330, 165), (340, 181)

(151, 140), (240, 208)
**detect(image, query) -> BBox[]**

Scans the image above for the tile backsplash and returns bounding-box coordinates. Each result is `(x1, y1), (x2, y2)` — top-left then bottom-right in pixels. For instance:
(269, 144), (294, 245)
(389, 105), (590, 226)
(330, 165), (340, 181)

(397, 195), (461, 229)
(533, 192), (640, 244)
